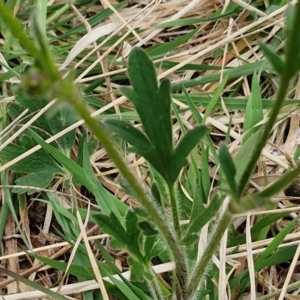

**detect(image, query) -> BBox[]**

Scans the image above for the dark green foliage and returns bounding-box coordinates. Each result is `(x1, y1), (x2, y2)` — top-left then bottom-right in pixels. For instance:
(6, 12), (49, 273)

(93, 209), (165, 282)
(218, 143), (237, 197)
(30, 130), (128, 217)
(183, 194), (223, 244)
(0, 94), (78, 194)
(259, 42), (283, 74)
(105, 48), (207, 186)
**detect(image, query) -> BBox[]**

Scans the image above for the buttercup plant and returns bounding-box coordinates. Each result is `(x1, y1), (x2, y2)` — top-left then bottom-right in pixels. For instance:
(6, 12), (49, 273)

(1, 1), (300, 299)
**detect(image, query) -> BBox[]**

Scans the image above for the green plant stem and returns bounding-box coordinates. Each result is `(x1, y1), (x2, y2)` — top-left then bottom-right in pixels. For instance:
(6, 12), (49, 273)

(0, 1), (60, 81)
(186, 209), (232, 299)
(46, 3), (70, 25)
(64, 84), (187, 297)
(168, 183), (181, 240)
(0, 2), (39, 60)
(167, 183), (186, 298)
(237, 3), (300, 196)
(147, 275), (164, 300)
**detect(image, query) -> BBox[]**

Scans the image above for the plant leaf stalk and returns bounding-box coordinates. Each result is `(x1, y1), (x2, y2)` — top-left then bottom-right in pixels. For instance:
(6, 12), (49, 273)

(236, 3), (300, 196)
(58, 80), (188, 298)
(0, 2), (40, 60)
(0, 2), (60, 81)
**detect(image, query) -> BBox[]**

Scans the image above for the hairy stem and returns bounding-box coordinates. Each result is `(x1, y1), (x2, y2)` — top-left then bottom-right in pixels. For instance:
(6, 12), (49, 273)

(186, 210), (232, 299)
(168, 184), (188, 298)
(146, 274), (164, 300)
(168, 183), (181, 240)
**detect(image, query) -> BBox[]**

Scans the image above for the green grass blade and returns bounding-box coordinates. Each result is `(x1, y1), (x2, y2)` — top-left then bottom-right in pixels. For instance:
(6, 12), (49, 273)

(218, 143), (237, 196)
(0, 267), (69, 300)
(172, 94), (300, 110)
(171, 60), (270, 91)
(234, 127), (263, 195)
(0, 2), (40, 59)
(29, 254), (94, 279)
(254, 217), (298, 271)
(243, 72), (263, 143)
(156, 5), (239, 28)
(258, 245), (297, 269)
(229, 211), (290, 246)
(258, 164), (300, 199)
(260, 42), (284, 74)
(81, 140), (126, 218)
(147, 28), (198, 59)
(202, 76), (227, 123)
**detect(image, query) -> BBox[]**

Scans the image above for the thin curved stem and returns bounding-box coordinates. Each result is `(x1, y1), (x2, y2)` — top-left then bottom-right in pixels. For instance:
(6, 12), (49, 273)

(237, 3), (300, 197)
